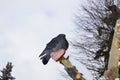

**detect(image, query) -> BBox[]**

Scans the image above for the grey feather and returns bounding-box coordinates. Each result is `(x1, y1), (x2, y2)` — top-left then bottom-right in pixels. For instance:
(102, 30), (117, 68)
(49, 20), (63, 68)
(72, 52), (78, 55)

(39, 34), (69, 65)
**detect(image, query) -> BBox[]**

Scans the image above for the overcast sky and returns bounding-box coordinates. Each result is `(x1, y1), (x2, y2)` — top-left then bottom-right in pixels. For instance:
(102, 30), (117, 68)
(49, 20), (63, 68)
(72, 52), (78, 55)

(0, 0), (93, 80)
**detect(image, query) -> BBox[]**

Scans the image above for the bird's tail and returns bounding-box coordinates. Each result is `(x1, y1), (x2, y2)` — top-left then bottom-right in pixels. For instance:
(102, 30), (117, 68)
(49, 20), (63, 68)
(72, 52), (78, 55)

(39, 51), (45, 57)
(41, 55), (50, 65)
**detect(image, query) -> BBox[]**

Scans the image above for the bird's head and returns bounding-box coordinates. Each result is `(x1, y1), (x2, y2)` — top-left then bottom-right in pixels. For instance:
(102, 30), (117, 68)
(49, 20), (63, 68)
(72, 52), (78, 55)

(58, 34), (66, 37)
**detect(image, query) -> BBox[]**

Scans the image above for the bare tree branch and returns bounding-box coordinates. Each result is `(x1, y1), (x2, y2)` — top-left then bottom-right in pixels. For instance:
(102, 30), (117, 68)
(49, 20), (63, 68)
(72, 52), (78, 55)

(73, 0), (120, 79)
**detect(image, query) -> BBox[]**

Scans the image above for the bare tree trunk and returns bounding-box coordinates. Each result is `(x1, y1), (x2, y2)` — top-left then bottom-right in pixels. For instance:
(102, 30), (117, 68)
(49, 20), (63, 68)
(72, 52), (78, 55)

(104, 19), (120, 80)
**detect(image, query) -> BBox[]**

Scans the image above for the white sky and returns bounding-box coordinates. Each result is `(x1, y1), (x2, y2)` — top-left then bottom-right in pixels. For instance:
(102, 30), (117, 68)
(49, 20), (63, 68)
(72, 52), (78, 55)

(0, 0), (93, 80)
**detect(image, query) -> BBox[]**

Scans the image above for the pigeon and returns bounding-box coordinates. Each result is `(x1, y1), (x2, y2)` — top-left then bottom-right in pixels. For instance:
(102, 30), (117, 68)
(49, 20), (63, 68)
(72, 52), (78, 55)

(39, 34), (69, 65)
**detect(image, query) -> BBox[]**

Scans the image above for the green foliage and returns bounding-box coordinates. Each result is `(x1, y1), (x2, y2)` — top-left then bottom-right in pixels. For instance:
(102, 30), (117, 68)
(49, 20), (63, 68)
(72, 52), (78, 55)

(0, 62), (15, 80)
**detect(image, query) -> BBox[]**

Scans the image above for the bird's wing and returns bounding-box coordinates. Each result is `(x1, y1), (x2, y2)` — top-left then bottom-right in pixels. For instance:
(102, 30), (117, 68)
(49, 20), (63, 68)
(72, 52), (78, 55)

(45, 37), (61, 50)
(52, 37), (69, 51)
(39, 37), (59, 57)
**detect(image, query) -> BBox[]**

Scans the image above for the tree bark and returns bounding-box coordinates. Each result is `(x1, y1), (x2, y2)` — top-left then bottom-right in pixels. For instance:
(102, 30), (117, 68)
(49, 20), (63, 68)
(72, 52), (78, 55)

(59, 57), (84, 80)
(104, 19), (120, 80)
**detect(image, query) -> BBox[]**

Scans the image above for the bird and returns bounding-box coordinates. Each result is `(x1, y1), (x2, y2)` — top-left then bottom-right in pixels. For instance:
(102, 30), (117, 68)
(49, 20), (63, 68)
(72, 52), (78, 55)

(39, 34), (69, 65)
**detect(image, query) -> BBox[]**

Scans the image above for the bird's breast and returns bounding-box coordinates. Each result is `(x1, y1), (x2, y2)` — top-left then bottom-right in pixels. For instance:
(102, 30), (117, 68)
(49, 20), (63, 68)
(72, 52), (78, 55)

(50, 49), (66, 61)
